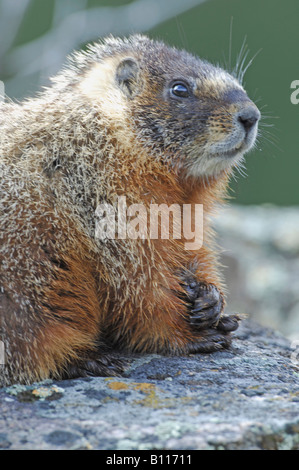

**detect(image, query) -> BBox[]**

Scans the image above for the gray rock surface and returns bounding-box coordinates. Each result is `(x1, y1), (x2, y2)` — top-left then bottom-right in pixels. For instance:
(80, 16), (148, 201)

(1, 320), (299, 450)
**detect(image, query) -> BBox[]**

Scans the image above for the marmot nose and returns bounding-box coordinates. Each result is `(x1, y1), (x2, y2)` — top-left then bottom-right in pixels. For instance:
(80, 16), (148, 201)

(237, 106), (260, 132)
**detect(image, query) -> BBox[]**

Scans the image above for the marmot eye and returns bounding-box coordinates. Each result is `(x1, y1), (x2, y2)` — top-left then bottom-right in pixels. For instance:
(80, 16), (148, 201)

(171, 83), (190, 98)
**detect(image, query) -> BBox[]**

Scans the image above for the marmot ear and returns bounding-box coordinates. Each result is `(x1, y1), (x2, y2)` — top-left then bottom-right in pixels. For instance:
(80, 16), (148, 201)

(116, 58), (141, 98)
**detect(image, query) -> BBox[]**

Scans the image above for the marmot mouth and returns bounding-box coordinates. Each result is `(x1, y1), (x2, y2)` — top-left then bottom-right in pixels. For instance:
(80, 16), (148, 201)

(209, 122), (258, 160)
(220, 147), (244, 158)
(210, 144), (246, 160)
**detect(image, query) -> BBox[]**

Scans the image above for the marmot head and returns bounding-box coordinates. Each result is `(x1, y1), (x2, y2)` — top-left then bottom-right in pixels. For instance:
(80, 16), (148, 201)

(64, 35), (260, 179)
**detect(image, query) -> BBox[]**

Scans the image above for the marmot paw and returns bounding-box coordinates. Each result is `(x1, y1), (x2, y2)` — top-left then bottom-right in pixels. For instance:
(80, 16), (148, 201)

(182, 280), (224, 330)
(184, 314), (240, 353)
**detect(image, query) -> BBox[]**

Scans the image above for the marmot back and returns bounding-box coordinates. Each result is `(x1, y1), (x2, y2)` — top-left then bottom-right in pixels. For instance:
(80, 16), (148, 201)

(0, 35), (260, 386)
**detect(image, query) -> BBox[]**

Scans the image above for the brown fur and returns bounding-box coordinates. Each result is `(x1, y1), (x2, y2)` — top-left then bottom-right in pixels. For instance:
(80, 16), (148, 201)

(0, 35), (259, 386)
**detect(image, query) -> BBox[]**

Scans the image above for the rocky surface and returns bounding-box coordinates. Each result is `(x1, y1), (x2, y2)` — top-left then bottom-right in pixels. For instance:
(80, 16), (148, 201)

(0, 320), (299, 450)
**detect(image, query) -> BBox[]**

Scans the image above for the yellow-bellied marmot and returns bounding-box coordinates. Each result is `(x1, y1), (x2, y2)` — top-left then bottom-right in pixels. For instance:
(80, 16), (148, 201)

(0, 35), (260, 386)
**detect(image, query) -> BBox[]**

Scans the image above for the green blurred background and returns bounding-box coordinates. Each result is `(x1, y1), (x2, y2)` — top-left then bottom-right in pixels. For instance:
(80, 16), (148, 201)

(0, 0), (298, 205)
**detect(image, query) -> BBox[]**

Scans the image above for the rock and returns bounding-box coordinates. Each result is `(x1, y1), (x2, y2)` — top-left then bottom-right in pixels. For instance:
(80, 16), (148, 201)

(0, 319), (299, 450)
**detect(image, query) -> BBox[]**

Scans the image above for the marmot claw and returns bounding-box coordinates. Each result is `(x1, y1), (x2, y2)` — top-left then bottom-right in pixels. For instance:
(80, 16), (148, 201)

(182, 281), (224, 329)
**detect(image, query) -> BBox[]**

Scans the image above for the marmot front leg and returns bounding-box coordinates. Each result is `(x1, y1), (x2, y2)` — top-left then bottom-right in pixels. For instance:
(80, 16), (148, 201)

(179, 270), (240, 352)
(182, 279), (224, 329)
(110, 269), (240, 356)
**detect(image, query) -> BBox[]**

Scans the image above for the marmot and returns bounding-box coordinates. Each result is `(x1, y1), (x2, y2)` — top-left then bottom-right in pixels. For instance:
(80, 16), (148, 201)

(0, 35), (260, 386)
